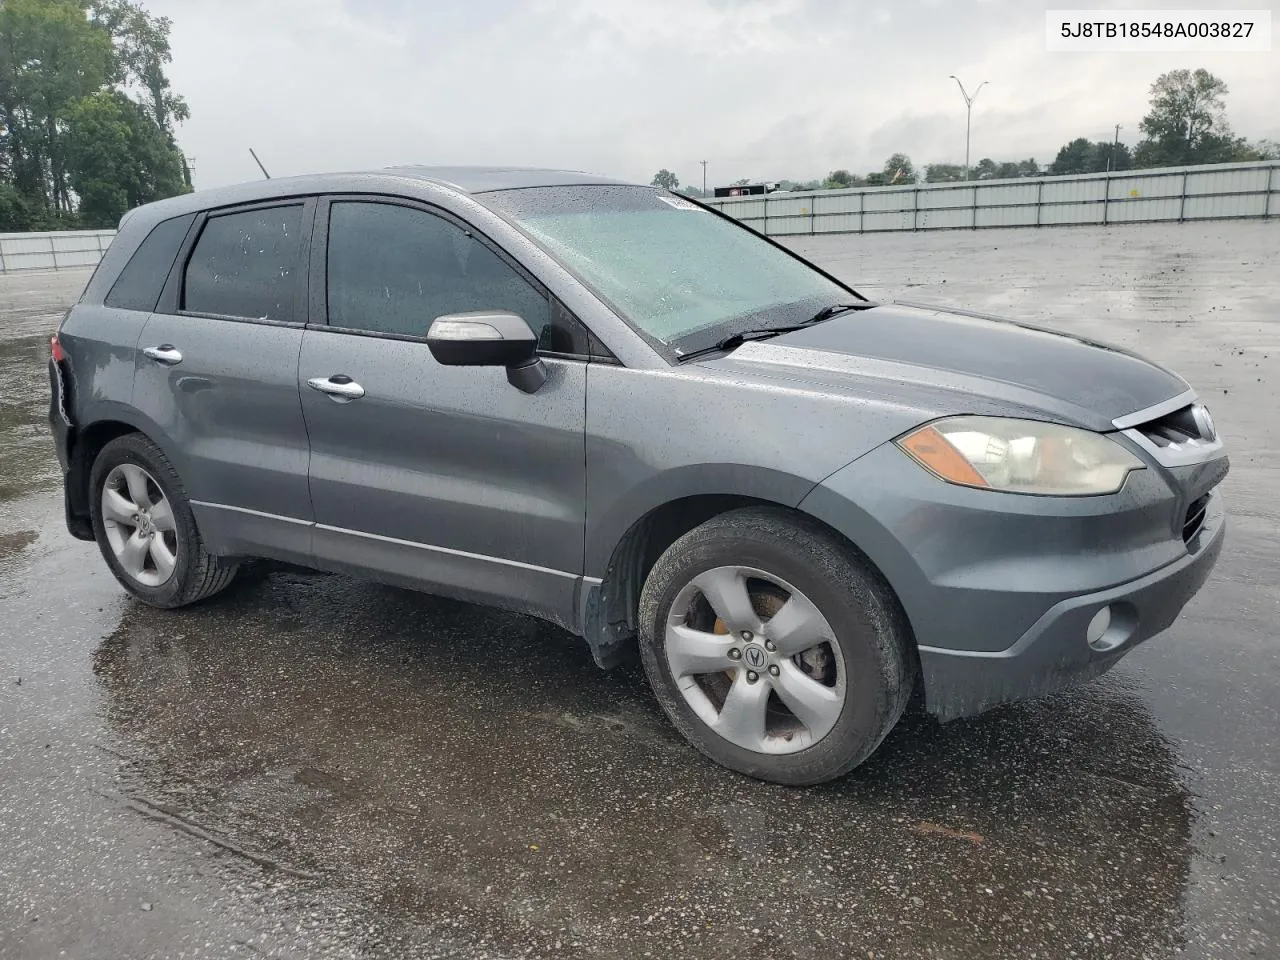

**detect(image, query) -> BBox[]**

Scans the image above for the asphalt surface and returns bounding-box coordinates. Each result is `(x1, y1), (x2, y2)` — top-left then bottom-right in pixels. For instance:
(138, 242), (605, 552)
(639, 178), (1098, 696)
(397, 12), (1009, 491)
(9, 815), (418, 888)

(1, 221), (1277, 960)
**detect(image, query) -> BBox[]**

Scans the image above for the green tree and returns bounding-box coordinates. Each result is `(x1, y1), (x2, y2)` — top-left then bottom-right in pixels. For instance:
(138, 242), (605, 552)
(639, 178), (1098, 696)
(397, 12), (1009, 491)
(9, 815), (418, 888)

(0, 0), (114, 213)
(974, 157), (999, 179)
(0, 0), (190, 227)
(64, 89), (186, 226)
(1093, 140), (1132, 172)
(924, 163), (963, 182)
(824, 169), (854, 188)
(1050, 137), (1094, 175)
(1134, 68), (1253, 167)
(651, 168), (679, 190)
(882, 153), (914, 184)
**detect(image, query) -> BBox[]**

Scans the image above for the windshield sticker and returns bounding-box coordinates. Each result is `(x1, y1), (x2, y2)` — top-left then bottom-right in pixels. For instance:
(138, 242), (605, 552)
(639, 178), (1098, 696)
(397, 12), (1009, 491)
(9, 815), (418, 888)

(656, 194), (702, 210)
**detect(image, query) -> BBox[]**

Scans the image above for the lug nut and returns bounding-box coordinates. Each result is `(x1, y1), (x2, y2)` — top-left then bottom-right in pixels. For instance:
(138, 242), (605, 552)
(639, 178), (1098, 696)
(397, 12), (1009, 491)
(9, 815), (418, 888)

(740, 630), (753, 642)
(728, 648), (742, 660)
(746, 671), (759, 683)
(768, 664), (780, 677)
(765, 640), (776, 652)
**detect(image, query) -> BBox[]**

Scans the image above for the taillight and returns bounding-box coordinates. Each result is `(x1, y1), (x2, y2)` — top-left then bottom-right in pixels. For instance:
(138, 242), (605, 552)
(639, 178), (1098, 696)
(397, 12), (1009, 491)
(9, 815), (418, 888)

(51, 335), (66, 363)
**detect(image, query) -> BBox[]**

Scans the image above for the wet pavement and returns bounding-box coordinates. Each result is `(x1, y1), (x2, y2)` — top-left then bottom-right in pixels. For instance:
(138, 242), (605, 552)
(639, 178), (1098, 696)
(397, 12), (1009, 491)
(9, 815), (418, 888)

(2, 221), (1278, 960)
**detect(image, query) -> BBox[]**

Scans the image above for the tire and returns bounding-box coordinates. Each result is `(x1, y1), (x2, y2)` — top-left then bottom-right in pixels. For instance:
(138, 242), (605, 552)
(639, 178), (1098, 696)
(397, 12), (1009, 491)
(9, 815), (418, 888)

(638, 507), (915, 786)
(89, 433), (238, 608)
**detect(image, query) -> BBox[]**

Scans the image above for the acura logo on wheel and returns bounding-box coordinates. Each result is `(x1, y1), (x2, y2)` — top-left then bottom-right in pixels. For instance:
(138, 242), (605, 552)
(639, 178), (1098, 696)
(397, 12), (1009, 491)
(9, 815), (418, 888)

(742, 645), (768, 669)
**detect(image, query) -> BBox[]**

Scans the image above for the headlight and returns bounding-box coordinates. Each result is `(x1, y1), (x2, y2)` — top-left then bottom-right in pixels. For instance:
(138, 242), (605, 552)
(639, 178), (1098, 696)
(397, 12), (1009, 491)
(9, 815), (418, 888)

(896, 417), (1143, 495)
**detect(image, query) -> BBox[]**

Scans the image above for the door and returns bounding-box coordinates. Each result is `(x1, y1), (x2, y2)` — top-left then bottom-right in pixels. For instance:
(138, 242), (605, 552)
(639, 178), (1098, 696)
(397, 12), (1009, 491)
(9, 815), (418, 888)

(131, 200), (315, 563)
(300, 198), (588, 625)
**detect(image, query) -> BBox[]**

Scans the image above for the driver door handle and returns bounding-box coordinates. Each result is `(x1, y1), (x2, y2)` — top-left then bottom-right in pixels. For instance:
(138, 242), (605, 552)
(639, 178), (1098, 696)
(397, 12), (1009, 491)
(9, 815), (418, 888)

(307, 375), (365, 402)
(142, 345), (183, 365)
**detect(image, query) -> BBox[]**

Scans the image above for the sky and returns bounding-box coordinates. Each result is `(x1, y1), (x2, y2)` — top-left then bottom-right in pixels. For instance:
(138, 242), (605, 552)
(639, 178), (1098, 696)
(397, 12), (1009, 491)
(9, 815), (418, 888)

(144, 0), (1280, 190)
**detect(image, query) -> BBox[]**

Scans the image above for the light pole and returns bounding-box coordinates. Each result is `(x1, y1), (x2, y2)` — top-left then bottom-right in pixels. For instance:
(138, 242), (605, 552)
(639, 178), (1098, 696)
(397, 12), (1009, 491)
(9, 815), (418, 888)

(1106, 124), (1122, 172)
(700, 160), (708, 196)
(948, 76), (989, 181)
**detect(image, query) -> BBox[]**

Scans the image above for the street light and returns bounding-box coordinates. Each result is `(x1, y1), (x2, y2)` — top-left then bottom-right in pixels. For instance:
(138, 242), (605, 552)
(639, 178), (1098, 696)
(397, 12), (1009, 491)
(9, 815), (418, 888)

(949, 75), (989, 181)
(700, 160), (708, 196)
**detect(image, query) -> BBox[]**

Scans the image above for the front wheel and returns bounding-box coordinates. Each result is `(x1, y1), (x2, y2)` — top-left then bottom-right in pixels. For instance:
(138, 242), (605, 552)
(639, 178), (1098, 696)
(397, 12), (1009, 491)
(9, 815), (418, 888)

(89, 433), (238, 608)
(638, 508), (915, 786)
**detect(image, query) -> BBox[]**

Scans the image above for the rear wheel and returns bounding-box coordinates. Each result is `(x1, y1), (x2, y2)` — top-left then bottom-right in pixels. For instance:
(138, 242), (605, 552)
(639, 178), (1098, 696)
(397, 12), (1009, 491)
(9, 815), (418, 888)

(638, 507), (914, 785)
(89, 434), (238, 608)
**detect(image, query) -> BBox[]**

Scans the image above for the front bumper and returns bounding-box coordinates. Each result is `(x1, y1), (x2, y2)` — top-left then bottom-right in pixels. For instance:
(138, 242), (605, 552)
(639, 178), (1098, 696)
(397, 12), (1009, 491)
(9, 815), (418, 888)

(917, 490), (1224, 720)
(799, 440), (1228, 721)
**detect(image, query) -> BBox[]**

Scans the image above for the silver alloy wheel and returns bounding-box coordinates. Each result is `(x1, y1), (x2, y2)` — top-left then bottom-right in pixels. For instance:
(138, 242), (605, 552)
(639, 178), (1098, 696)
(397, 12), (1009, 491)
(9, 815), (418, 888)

(100, 463), (178, 588)
(665, 565), (846, 755)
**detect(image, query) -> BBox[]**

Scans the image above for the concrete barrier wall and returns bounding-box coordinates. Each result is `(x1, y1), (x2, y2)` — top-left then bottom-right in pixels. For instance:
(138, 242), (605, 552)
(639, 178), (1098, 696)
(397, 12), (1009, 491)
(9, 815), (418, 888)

(703, 160), (1280, 237)
(0, 229), (115, 274)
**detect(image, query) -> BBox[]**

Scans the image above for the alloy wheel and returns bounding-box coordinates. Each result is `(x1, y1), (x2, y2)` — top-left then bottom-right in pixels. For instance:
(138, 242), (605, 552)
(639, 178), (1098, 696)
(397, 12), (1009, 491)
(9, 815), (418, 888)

(665, 565), (846, 754)
(100, 463), (179, 587)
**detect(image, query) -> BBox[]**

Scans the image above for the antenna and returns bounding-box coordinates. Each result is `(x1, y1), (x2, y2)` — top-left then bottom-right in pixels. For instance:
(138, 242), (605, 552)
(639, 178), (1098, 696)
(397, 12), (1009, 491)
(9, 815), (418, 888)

(248, 148), (271, 180)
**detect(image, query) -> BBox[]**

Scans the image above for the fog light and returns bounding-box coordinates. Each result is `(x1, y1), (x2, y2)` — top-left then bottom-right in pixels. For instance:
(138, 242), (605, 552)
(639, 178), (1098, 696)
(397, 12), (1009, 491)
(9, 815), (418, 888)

(1086, 606), (1113, 651)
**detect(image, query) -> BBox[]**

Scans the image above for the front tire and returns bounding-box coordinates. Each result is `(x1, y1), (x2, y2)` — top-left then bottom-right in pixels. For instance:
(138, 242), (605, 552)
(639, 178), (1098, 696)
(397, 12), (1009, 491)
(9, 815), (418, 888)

(638, 507), (914, 786)
(89, 433), (238, 608)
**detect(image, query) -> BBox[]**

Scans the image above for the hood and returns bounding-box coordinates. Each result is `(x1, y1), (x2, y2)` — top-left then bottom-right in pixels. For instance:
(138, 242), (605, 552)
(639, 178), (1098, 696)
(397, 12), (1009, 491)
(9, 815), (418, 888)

(698, 302), (1189, 432)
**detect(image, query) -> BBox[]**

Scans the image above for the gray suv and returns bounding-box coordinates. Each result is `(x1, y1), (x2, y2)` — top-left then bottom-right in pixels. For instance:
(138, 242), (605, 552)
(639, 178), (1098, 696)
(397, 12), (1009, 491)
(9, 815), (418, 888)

(50, 167), (1228, 785)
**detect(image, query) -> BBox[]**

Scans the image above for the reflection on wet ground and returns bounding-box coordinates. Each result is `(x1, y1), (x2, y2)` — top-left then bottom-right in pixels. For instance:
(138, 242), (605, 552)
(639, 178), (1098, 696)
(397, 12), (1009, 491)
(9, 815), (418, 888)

(3, 223), (1278, 959)
(90, 568), (1192, 958)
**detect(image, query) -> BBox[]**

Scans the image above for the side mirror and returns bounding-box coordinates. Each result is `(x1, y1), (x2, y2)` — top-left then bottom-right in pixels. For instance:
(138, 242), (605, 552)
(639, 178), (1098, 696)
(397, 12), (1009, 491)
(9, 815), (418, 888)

(426, 310), (547, 393)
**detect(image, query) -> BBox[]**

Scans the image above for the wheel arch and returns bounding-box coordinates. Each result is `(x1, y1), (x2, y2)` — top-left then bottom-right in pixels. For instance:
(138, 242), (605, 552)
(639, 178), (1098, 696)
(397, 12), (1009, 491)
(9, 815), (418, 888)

(580, 478), (919, 674)
(65, 406), (184, 541)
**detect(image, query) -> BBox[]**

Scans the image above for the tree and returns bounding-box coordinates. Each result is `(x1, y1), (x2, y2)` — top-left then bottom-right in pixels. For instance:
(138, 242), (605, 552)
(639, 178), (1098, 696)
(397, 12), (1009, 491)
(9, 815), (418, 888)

(882, 153), (915, 184)
(1050, 137), (1094, 175)
(90, 0), (188, 136)
(974, 158), (999, 180)
(65, 89), (187, 226)
(824, 169), (854, 188)
(0, 0), (191, 227)
(1093, 140), (1132, 172)
(923, 163), (964, 182)
(650, 169), (679, 190)
(1134, 68), (1253, 167)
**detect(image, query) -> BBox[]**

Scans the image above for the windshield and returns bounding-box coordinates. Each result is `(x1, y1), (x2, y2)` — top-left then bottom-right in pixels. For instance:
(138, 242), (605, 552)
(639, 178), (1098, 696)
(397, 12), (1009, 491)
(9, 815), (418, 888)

(480, 185), (856, 351)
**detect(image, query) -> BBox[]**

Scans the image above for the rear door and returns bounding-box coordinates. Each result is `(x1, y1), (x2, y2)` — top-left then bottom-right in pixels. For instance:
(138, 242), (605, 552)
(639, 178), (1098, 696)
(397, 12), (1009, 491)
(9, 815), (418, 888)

(131, 199), (315, 563)
(299, 196), (588, 625)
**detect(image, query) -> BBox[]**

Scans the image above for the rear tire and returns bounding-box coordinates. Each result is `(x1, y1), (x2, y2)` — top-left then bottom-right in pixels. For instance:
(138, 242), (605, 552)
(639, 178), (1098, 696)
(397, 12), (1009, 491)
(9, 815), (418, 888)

(638, 507), (914, 786)
(89, 433), (238, 608)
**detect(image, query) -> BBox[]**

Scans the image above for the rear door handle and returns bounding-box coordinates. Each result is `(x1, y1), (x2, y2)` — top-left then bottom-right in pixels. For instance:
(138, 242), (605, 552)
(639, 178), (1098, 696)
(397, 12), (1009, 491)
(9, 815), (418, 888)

(307, 375), (365, 403)
(142, 345), (183, 365)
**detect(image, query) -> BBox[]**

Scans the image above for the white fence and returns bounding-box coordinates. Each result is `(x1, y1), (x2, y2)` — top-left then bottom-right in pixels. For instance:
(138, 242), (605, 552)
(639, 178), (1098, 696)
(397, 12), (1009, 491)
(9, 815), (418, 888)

(704, 160), (1280, 236)
(0, 229), (114, 274)
(2, 160), (1276, 274)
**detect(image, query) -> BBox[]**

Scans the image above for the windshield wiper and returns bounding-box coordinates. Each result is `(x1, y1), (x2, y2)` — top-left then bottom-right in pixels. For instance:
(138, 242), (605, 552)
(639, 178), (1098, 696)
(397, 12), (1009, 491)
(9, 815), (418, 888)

(675, 301), (877, 363)
(805, 302), (874, 324)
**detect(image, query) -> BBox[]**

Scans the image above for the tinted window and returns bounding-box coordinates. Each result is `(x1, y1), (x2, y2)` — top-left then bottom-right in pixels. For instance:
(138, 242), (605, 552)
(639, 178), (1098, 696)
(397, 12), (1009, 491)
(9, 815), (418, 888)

(183, 205), (303, 322)
(104, 214), (194, 311)
(326, 202), (555, 345)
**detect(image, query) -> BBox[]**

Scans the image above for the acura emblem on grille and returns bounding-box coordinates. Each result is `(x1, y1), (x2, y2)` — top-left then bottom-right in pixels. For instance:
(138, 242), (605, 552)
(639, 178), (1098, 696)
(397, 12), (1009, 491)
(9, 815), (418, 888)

(1191, 404), (1217, 442)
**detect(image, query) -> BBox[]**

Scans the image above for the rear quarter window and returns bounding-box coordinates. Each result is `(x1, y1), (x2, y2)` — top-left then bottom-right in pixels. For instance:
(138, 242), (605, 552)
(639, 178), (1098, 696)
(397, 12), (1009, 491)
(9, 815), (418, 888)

(103, 214), (196, 312)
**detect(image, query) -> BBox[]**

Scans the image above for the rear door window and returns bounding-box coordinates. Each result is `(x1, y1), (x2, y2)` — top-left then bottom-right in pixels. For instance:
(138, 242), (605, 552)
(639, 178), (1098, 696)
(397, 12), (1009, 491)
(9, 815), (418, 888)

(104, 214), (195, 312)
(183, 205), (304, 322)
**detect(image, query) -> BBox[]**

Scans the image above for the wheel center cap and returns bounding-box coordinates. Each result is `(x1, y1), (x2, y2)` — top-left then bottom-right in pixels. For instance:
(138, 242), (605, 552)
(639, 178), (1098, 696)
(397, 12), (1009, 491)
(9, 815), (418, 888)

(137, 514), (153, 536)
(742, 644), (769, 670)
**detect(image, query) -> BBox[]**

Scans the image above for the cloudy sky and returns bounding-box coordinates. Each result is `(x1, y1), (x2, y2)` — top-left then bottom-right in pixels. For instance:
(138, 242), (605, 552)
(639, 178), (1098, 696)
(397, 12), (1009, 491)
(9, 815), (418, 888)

(144, 0), (1280, 190)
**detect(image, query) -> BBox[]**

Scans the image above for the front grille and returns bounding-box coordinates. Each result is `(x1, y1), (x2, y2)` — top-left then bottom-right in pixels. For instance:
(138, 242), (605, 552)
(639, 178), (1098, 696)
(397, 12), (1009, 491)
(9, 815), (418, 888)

(1183, 494), (1210, 544)
(1136, 404), (1209, 448)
